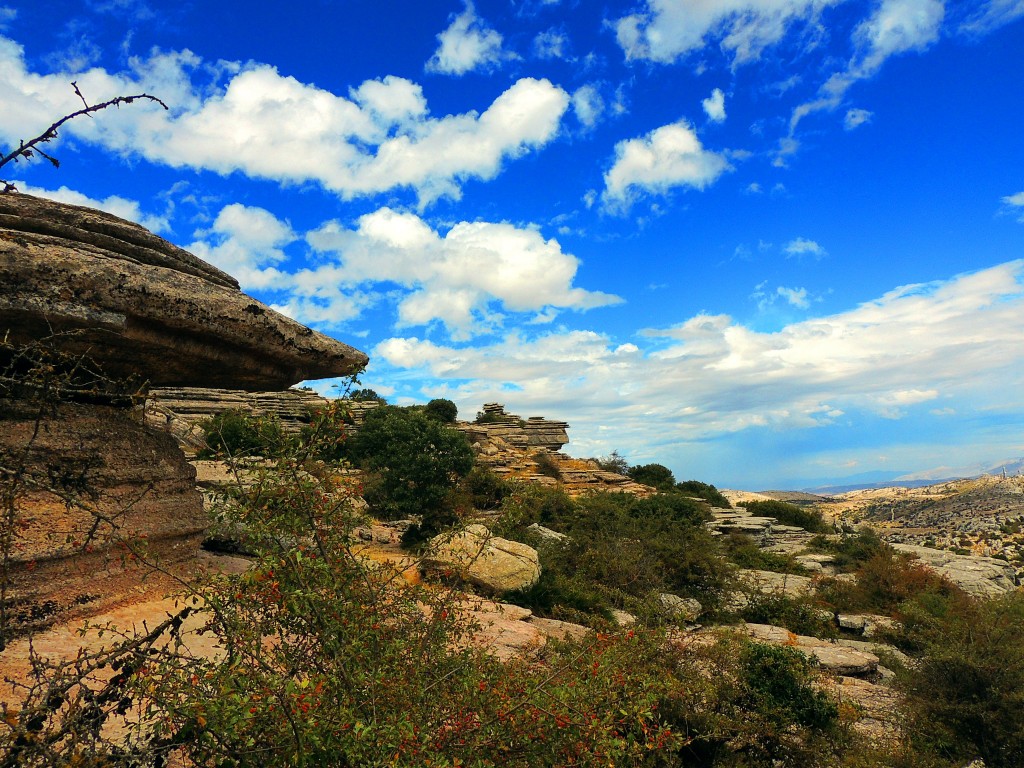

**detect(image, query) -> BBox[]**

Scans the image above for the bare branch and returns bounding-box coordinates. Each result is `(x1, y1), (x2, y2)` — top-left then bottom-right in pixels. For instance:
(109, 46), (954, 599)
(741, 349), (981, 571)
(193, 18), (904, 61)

(0, 85), (169, 191)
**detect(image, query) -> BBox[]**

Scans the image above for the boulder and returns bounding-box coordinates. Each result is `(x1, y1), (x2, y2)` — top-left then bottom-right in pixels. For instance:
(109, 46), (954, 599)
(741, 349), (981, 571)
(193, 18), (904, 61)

(423, 525), (541, 594)
(0, 194), (367, 390)
(658, 593), (702, 622)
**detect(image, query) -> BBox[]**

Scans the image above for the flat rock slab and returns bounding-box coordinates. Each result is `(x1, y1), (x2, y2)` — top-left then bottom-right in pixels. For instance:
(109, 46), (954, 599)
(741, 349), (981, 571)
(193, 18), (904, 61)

(892, 544), (1018, 598)
(423, 524), (542, 594)
(743, 623), (879, 677)
(0, 194), (367, 389)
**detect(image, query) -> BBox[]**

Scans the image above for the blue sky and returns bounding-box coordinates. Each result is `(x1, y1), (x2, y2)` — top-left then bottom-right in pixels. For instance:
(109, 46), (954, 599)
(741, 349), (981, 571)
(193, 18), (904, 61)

(2, 0), (1023, 488)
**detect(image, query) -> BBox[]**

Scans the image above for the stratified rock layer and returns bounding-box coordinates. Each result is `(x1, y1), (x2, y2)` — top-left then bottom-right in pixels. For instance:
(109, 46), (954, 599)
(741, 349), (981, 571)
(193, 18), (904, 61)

(0, 194), (367, 390)
(0, 400), (206, 630)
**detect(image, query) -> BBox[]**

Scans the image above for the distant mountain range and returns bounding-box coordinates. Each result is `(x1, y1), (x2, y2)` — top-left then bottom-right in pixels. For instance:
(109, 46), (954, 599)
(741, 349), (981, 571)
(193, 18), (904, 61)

(797, 457), (1024, 495)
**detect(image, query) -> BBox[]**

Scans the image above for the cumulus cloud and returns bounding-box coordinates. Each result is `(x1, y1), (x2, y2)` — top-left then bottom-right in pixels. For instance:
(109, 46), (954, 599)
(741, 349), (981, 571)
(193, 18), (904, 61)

(702, 88), (726, 122)
(777, 286), (810, 308)
(615, 0), (840, 66)
(375, 261), (1024, 456)
(186, 204), (296, 291)
(301, 207), (620, 338)
(1002, 191), (1024, 222)
(13, 182), (170, 233)
(426, 1), (512, 75)
(0, 38), (568, 207)
(571, 84), (604, 128)
(186, 205), (620, 339)
(601, 120), (732, 211)
(784, 237), (827, 259)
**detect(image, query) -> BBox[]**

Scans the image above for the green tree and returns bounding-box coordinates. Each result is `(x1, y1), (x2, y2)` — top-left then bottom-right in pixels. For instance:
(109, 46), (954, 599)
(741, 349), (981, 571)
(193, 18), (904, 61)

(349, 406), (474, 537)
(627, 463), (676, 491)
(424, 397), (458, 423)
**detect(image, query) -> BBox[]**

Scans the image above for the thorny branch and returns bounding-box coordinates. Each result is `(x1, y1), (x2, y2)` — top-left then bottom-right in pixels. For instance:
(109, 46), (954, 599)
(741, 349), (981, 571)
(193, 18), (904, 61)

(0, 83), (169, 193)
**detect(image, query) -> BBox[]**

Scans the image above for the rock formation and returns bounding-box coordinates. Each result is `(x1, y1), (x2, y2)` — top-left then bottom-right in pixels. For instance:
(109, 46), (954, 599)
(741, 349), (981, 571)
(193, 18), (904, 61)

(422, 524), (541, 594)
(472, 403), (569, 451)
(0, 194), (367, 390)
(0, 194), (368, 632)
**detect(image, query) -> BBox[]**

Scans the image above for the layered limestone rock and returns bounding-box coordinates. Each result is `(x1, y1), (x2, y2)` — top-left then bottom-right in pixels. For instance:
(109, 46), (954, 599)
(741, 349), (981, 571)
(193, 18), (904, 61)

(473, 403), (569, 452)
(0, 194), (367, 390)
(892, 543), (1018, 597)
(0, 194), (369, 633)
(0, 401), (206, 630)
(145, 387), (331, 454)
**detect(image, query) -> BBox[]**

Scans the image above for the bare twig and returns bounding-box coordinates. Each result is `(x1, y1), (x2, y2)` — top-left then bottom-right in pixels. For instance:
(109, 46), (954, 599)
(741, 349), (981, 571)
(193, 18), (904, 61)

(0, 85), (169, 192)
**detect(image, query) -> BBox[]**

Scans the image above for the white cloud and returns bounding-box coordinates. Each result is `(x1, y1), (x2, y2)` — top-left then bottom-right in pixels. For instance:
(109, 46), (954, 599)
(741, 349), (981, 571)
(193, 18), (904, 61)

(571, 84), (604, 128)
(777, 286), (810, 308)
(0, 38), (567, 207)
(601, 120), (732, 211)
(218, 207), (622, 339)
(186, 203), (295, 291)
(844, 107), (873, 130)
(534, 28), (569, 59)
(745, 182), (763, 194)
(784, 237), (827, 259)
(702, 88), (726, 122)
(426, 1), (512, 75)
(788, 0), (944, 134)
(615, 0), (840, 66)
(375, 261), (1024, 455)
(12, 182), (170, 233)
(1002, 190), (1024, 222)
(0, 7), (15, 30)
(959, 0), (1024, 34)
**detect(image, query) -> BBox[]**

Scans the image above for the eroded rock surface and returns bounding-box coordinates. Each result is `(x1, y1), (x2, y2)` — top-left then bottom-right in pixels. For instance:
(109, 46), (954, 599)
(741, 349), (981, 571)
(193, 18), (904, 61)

(892, 543), (1018, 597)
(0, 194), (367, 390)
(423, 524), (541, 594)
(0, 400), (206, 630)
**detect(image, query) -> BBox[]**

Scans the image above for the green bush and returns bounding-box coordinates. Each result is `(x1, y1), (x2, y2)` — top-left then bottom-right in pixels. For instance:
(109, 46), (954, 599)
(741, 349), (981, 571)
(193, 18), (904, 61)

(897, 591), (1024, 767)
(744, 499), (830, 533)
(423, 397), (458, 423)
(724, 532), (808, 574)
(348, 405), (474, 539)
(532, 451), (562, 480)
(593, 449), (629, 474)
(463, 465), (512, 510)
(627, 463), (676, 491)
(739, 593), (837, 639)
(198, 409), (286, 458)
(807, 528), (888, 572)
(675, 479), (732, 508)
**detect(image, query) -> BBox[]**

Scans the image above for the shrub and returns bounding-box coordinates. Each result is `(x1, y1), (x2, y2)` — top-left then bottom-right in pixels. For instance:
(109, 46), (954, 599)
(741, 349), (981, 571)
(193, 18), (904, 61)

(531, 451), (562, 480)
(593, 450), (629, 474)
(627, 463), (676, 491)
(348, 405), (474, 538)
(739, 592), (837, 639)
(724, 532), (808, 574)
(198, 409), (285, 458)
(897, 591), (1024, 767)
(675, 479), (732, 508)
(348, 387), (386, 402)
(744, 499), (830, 533)
(424, 397), (458, 423)
(463, 465), (511, 510)
(807, 528), (888, 572)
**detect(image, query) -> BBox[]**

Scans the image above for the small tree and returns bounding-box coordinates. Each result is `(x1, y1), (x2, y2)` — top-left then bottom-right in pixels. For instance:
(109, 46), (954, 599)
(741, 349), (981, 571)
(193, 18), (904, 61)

(628, 463), (676, 491)
(349, 406), (474, 538)
(424, 397), (458, 423)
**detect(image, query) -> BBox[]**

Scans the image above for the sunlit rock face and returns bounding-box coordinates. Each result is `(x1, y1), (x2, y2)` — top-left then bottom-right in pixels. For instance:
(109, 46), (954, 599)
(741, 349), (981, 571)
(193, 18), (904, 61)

(0, 193), (367, 390)
(0, 194), (369, 632)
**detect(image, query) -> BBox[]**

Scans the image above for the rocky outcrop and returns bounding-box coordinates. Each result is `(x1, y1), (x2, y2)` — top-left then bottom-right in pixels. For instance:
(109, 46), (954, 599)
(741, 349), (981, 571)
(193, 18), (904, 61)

(742, 623), (880, 677)
(423, 525), (541, 594)
(145, 387), (331, 454)
(472, 404), (569, 452)
(0, 400), (206, 630)
(0, 194), (367, 390)
(892, 544), (1018, 598)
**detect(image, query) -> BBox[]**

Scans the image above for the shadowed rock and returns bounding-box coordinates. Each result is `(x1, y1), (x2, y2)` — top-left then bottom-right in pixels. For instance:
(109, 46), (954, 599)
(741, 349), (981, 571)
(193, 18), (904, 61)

(0, 194), (367, 390)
